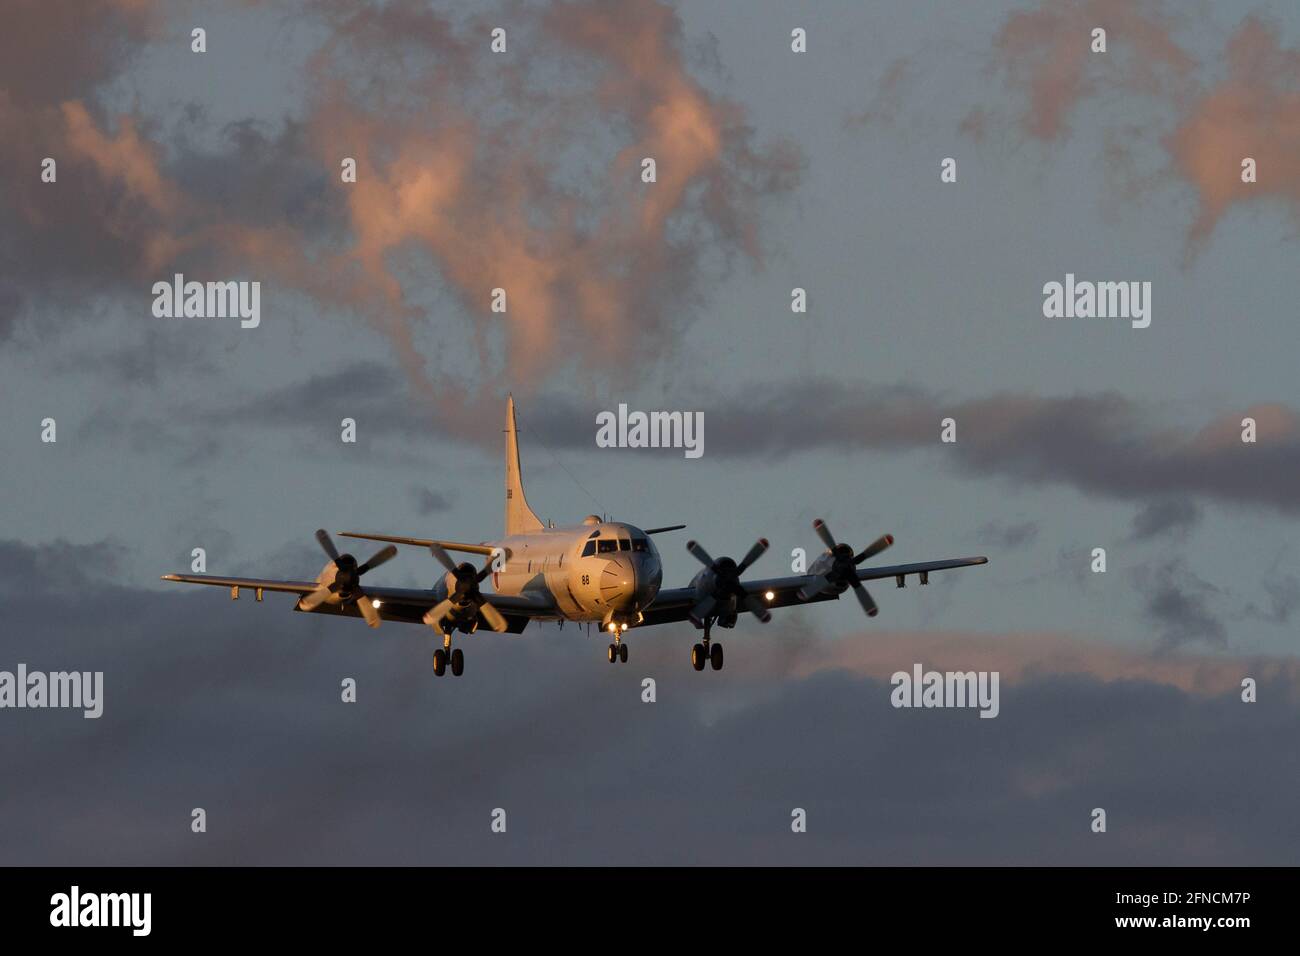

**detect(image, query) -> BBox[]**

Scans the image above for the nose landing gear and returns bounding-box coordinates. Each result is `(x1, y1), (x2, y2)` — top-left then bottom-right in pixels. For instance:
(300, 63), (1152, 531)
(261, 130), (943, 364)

(692, 620), (724, 671)
(607, 636), (629, 663)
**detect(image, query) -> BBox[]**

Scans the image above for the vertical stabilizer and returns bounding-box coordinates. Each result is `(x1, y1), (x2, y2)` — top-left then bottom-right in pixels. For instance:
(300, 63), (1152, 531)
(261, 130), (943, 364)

(505, 395), (545, 535)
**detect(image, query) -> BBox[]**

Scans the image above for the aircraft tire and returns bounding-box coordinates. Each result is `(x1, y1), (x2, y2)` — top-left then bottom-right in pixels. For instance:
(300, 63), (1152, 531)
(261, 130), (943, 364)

(433, 649), (447, 676)
(451, 648), (464, 677)
(691, 644), (706, 671)
(710, 643), (724, 671)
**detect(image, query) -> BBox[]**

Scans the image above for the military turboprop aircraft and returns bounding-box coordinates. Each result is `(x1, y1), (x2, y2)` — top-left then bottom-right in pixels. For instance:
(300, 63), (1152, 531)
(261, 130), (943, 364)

(163, 397), (988, 676)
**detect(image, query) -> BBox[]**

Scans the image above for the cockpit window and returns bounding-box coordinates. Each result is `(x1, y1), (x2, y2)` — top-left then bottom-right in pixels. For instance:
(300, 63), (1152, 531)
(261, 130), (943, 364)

(581, 541), (596, 557)
(588, 529), (600, 538)
(597, 539), (618, 554)
(618, 539), (631, 551)
(631, 537), (649, 552)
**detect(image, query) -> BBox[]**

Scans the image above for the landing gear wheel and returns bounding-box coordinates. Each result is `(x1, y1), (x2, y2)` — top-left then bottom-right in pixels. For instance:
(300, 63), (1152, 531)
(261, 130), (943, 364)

(433, 648), (447, 676)
(608, 644), (617, 663)
(691, 643), (706, 671)
(450, 647), (464, 677)
(618, 642), (628, 663)
(710, 642), (724, 671)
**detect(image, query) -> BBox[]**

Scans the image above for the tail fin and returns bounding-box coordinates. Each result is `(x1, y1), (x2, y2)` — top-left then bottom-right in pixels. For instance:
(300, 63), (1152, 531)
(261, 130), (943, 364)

(505, 395), (545, 535)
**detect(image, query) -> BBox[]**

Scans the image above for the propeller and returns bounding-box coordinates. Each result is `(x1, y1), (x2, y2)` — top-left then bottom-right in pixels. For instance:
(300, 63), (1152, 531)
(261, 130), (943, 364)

(797, 518), (894, 616)
(686, 537), (772, 624)
(422, 544), (508, 633)
(298, 529), (398, 627)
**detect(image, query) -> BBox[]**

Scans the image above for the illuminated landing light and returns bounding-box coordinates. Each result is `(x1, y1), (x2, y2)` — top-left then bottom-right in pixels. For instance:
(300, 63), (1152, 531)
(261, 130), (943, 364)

(372, 600), (382, 609)
(764, 591), (775, 601)
(620, 622), (629, 631)
(607, 623), (618, 633)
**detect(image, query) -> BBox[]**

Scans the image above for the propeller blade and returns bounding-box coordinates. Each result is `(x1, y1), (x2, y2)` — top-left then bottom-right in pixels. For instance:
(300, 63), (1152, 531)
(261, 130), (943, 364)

(851, 581), (879, 617)
(298, 585), (332, 611)
(853, 534), (895, 564)
(812, 518), (836, 551)
(479, 600), (508, 633)
(356, 545), (398, 575)
(315, 529), (339, 562)
(686, 540), (714, 567)
(428, 543), (457, 573)
(423, 599), (455, 629)
(355, 594), (381, 628)
(475, 554), (496, 583)
(797, 575), (829, 601)
(744, 593), (772, 623)
(736, 538), (769, 574)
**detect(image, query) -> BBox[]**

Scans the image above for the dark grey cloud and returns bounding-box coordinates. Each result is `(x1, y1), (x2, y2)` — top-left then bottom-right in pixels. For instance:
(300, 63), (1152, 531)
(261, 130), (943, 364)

(193, 375), (1300, 522)
(1138, 559), (1226, 651)
(412, 487), (454, 516)
(0, 539), (120, 598)
(1130, 498), (1201, 540)
(2, 538), (1297, 864)
(1245, 574), (1300, 626)
(977, 520), (1039, 549)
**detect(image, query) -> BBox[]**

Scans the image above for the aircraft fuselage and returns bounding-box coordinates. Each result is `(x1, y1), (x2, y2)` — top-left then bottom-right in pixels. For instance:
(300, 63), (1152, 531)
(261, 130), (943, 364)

(485, 518), (663, 628)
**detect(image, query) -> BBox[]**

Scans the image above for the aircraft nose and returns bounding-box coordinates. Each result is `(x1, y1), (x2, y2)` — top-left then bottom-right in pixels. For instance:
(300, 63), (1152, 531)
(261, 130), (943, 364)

(600, 555), (639, 610)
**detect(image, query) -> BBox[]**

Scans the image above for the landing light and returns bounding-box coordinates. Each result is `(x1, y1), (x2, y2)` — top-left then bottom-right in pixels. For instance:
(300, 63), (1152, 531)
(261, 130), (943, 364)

(607, 623), (618, 633)
(620, 622), (628, 631)
(764, 591), (775, 601)
(372, 600), (382, 609)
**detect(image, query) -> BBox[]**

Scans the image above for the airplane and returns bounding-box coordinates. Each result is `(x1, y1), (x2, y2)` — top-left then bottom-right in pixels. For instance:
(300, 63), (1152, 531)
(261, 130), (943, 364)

(163, 397), (988, 677)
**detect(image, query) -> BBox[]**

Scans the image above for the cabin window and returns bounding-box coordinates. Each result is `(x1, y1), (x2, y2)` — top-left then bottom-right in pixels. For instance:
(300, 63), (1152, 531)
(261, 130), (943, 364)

(582, 541), (596, 557)
(597, 539), (618, 554)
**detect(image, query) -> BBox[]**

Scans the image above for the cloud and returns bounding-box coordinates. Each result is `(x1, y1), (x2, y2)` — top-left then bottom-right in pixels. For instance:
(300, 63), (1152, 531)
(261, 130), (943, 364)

(981, 3), (1300, 250)
(1130, 498), (1200, 540)
(1, 0), (800, 396)
(412, 488), (454, 516)
(1137, 559), (1226, 650)
(1164, 16), (1300, 247)
(782, 627), (1289, 697)
(845, 58), (912, 128)
(2, 560), (1297, 865)
(520, 382), (1300, 515)
(976, 520), (1039, 549)
(991, 0), (1191, 142)
(0, 538), (121, 597)
(1245, 573), (1300, 626)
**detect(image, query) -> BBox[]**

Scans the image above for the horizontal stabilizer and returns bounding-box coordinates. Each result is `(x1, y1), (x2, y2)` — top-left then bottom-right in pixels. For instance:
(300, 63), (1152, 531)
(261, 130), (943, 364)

(338, 532), (501, 557)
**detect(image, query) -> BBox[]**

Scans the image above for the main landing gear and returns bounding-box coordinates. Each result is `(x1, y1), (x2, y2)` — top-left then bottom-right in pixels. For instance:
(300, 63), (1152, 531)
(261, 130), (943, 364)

(432, 632), (465, 677)
(691, 620), (724, 672)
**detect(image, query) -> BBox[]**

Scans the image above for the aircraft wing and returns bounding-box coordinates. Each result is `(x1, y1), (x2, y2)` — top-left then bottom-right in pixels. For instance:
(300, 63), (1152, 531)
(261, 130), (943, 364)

(636, 556), (988, 628)
(160, 573), (555, 633)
